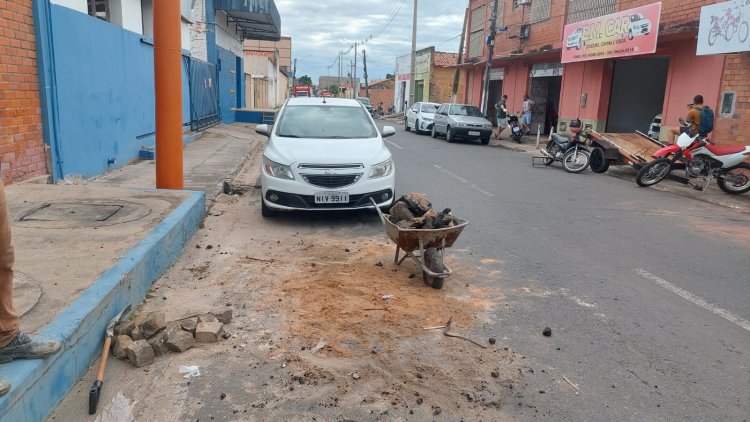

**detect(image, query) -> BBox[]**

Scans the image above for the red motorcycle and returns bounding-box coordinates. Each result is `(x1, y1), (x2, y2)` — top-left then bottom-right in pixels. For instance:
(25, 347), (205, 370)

(636, 131), (750, 194)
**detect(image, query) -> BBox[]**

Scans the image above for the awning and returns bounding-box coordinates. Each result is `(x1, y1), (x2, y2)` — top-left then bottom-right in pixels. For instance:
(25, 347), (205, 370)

(214, 0), (281, 41)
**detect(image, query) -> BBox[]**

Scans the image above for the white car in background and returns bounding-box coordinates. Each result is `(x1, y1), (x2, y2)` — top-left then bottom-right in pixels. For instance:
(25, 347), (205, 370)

(628, 13), (652, 39)
(405, 102), (440, 134)
(566, 28), (583, 50)
(256, 98), (396, 217)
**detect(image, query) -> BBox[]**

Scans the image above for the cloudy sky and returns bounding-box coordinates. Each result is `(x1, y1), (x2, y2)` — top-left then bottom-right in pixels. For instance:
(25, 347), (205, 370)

(275, 0), (467, 84)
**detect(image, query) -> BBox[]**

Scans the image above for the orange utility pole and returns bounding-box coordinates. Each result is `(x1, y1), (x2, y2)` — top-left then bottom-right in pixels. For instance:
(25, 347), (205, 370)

(154, 0), (183, 189)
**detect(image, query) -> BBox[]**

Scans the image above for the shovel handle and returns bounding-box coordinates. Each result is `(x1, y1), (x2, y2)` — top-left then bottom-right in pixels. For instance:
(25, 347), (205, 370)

(96, 336), (112, 382)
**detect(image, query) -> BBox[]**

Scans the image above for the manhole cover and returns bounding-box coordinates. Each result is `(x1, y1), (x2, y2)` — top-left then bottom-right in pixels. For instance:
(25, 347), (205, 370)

(21, 203), (123, 222)
(13, 272), (42, 317)
(15, 200), (151, 229)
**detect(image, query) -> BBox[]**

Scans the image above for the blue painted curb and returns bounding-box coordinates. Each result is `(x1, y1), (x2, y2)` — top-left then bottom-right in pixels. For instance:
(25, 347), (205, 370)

(0, 190), (206, 422)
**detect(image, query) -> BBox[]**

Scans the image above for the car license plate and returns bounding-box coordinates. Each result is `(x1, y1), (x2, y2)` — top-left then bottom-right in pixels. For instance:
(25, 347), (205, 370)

(468, 131), (480, 136)
(314, 192), (349, 204)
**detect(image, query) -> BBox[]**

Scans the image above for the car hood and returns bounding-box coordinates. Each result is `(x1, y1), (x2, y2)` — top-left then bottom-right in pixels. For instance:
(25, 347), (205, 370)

(452, 116), (491, 124)
(265, 136), (391, 166)
(420, 112), (436, 120)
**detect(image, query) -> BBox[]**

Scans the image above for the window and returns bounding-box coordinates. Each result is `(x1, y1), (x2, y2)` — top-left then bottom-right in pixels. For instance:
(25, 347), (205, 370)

(720, 92), (736, 117)
(567, 0), (616, 24)
(496, 0), (505, 26)
(88, 0), (110, 21)
(468, 5), (486, 59)
(277, 106), (377, 139)
(530, 0), (550, 22)
(449, 105), (483, 117)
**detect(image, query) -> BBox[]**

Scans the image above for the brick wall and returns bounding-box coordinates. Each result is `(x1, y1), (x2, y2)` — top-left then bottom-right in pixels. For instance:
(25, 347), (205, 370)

(620, 0), (713, 34)
(430, 66), (462, 104)
(715, 53), (750, 147)
(0, 0), (47, 184)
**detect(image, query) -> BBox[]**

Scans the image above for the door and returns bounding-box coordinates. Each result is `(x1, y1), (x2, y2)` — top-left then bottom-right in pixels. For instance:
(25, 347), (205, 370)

(606, 57), (669, 133)
(186, 57), (221, 131)
(434, 105), (445, 133)
(415, 81), (424, 103)
(487, 80), (503, 125)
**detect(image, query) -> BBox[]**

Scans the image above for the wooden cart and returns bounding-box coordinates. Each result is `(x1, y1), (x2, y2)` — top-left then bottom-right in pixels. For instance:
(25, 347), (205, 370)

(585, 130), (666, 173)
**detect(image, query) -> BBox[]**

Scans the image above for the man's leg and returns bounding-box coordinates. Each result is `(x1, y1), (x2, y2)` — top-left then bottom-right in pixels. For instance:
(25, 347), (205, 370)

(0, 183), (19, 348)
(0, 183), (59, 372)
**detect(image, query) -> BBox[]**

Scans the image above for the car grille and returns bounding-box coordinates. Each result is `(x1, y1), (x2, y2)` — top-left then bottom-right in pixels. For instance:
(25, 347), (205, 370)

(467, 123), (485, 128)
(302, 174), (362, 188)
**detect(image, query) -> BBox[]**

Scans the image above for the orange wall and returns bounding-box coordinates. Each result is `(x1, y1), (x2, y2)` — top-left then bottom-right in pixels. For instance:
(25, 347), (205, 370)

(715, 53), (750, 147)
(559, 60), (613, 121)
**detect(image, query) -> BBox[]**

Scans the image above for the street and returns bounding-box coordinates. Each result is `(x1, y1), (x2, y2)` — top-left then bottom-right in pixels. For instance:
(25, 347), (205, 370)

(50, 122), (749, 421)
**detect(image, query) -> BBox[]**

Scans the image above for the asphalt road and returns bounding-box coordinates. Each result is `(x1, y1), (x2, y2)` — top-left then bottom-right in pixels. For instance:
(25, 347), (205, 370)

(378, 120), (750, 420)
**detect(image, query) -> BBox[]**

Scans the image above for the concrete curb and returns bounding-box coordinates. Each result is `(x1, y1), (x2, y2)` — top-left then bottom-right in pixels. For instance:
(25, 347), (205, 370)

(0, 190), (206, 422)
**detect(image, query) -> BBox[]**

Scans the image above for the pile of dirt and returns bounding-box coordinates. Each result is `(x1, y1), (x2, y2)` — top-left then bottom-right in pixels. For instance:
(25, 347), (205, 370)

(389, 192), (455, 230)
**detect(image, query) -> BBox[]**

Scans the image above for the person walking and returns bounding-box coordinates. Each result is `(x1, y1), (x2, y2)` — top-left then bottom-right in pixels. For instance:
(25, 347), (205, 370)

(522, 94), (535, 135)
(0, 182), (61, 396)
(494, 95), (508, 140)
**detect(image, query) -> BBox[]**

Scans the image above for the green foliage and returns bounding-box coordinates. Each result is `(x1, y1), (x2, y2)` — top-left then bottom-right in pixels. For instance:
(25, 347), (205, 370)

(298, 75), (313, 86)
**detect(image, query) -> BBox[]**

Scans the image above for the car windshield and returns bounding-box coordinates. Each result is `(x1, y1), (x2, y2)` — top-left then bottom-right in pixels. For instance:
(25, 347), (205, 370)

(276, 105), (378, 139)
(421, 104), (438, 113)
(358, 98), (371, 106)
(449, 105), (483, 117)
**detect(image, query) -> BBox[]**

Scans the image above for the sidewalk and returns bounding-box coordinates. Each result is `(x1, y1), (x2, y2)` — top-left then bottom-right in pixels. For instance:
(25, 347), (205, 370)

(0, 123), (261, 422)
(488, 133), (750, 214)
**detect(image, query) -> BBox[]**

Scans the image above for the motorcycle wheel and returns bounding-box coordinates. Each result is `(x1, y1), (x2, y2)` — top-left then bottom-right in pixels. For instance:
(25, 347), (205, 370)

(636, 158), (672, 187)
(717, 162), (750, 194)
(562, 149), (591, 173)
(422, 248), (446, 289)
(589, 147), (610, 173)
(544, 142), (557, 166)
(739, 21), (749, 43)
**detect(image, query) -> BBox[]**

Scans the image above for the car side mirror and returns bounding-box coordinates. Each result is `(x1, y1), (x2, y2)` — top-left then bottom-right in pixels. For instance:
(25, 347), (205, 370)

(255, 124), (270, 136)
(381, 126), (396, 138)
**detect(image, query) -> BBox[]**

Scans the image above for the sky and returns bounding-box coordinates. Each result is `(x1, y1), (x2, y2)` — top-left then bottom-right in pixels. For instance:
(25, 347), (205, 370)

(275, 0), (467, 84)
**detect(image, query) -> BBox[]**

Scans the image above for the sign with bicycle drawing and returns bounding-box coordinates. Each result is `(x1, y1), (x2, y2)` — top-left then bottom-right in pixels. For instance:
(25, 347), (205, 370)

(697, 0), (750, 55)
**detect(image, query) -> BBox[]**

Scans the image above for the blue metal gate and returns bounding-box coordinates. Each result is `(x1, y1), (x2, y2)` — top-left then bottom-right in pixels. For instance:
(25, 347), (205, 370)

(185, 57), (221, 131)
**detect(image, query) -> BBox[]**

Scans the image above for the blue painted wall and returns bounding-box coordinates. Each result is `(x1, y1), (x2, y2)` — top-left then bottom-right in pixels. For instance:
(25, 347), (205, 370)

(217, 46), (239, 124)
(44, 5), (190, 179)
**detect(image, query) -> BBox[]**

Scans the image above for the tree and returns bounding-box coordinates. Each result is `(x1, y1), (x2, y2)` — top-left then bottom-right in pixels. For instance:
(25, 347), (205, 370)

(386, 73), (395, 80)
(298, 75), (313, 86)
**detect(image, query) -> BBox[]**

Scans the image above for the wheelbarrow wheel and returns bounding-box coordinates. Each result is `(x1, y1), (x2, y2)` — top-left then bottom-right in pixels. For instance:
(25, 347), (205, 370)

(422, 248), (446, 289)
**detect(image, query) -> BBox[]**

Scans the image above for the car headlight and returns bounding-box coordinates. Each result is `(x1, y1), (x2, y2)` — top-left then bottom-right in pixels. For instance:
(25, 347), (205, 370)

(423, 117), (433, 122)
(263, 156), (294, 180)
(369, 158), (394, 179)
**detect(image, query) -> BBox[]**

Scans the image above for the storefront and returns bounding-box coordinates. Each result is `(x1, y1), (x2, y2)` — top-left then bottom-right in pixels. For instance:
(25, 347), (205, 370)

(557, 2), (725, 142)
(394, 53), (412, 114)
(487, 68), (504, 125)
(529, 63), (562, 134)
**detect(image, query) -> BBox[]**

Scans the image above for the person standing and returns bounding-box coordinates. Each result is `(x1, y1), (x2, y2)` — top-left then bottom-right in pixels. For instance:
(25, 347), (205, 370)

(494, 94), (508, 140)
(522, 94), (535, 135)
(0, 182), (60, 396)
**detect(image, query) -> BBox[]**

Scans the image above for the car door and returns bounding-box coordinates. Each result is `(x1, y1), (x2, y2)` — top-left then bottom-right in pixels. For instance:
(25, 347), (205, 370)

(407, 103), (419, 128)
(434, 105), (445, 133)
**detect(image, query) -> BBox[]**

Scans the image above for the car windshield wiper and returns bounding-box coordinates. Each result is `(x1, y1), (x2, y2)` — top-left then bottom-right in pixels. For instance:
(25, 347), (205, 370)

(278, 134), (300, 138)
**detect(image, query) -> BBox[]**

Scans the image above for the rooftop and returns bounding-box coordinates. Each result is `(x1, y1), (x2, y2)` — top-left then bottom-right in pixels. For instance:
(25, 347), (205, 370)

(433, 51), (459, 67)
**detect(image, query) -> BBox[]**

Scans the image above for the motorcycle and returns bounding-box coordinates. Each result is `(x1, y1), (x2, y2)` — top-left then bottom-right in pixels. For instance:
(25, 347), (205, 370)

(541, 119), (591, 173)
(507, 113), (523, 143)
(635, 130), (750, 194)
(370, 107), (383, 119)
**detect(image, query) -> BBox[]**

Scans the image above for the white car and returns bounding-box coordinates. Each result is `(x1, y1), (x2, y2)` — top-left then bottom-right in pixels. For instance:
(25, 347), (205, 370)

(256, 97), (396, 217)
(405, 102), (440, 134)
(628, 13), (652, 39)
(566, 28), (583, 50)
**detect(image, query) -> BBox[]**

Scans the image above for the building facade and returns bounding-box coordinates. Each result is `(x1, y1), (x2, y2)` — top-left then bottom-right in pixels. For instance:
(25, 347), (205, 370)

(359, 79), (396, 110)
(31, 0), (279, 181)
(394, 48), (462, 113)
(463, 0), (750, 146)
(318, 76), (360, 98)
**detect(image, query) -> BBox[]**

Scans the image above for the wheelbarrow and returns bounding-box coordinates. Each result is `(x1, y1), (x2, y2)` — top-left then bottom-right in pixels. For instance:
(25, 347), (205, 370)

(370, 198), (469, 289)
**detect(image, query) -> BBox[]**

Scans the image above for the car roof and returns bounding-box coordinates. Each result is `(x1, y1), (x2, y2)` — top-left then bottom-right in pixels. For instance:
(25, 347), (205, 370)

(286, 97), (363, 107)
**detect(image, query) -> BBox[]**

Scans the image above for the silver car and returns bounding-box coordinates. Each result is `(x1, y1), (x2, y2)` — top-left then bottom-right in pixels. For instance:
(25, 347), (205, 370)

(431, 104), (493, 144)
(405, 102), (439, 134)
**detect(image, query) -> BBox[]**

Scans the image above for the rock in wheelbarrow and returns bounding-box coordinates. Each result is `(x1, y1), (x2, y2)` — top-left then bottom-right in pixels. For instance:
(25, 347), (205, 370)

(399, 193), (432, 217)
(422, 247), (446, 289)
(389, 201), (415, 223)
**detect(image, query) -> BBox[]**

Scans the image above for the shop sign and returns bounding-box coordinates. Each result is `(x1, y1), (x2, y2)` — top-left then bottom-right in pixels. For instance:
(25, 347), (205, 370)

(561, 2), (661, 64)
(415, 52), (431, 79)
(490, 68), (505, 80)
(530, 63), (562, 77)
(697, 0), (750, 55)
(396, 54), (411, 81)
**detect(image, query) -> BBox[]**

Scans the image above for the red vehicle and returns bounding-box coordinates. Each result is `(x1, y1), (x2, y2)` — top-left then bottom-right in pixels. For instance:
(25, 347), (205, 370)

(294, 85), (312, 97)
(320, 90), (332, 98)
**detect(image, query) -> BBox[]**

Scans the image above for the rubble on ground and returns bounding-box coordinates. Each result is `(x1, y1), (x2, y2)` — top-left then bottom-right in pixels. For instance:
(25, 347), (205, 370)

(388, 192), (455, 229)
(112, 308), (233, 368)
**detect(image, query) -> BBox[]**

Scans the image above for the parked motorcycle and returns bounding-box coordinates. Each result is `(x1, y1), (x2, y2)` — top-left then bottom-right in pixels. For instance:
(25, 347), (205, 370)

(370, 107), (383, 119)
(541, 119), (591, 173)
(507, 113), (523, 143)
(636, 132), (750, 194)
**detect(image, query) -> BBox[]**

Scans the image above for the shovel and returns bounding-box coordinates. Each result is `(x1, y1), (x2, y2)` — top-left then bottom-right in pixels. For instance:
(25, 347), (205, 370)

(88, 304), (132, 415)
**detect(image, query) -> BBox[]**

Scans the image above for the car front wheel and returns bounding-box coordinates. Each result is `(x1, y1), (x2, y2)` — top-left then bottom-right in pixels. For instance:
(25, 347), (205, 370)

(446, 127), (455, 143)
(261, 199), (277, 217)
